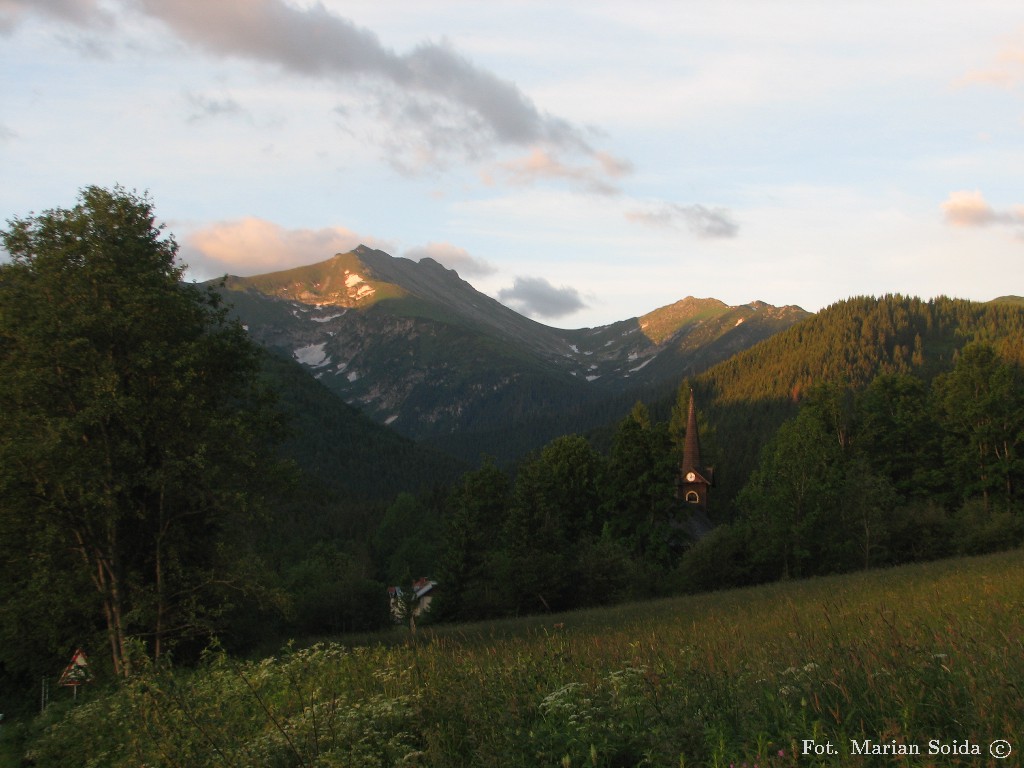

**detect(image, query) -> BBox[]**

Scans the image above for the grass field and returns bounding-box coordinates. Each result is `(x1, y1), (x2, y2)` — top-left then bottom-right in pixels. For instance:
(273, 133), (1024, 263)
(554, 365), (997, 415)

(8, 549), (1023, 767)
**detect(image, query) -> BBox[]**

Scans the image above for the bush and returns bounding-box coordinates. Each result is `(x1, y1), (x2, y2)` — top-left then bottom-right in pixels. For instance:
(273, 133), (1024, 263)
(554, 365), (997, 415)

(952, 499), (1024, 555)
(675, 523), (755, 592)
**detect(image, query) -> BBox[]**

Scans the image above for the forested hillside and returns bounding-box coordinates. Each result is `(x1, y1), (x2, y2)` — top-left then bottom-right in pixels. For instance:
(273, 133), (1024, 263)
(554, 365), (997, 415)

(678, 294), (1024, 511)
(262, 352), (464, 500)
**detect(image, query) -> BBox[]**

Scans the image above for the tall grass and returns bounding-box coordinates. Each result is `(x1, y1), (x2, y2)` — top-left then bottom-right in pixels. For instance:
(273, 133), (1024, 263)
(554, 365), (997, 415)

(16, 550), (1024, 767)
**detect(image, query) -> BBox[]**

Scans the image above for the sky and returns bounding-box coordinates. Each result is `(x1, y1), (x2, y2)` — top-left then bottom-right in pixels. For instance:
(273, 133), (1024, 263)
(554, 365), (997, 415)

(2, 0), (1023, 328)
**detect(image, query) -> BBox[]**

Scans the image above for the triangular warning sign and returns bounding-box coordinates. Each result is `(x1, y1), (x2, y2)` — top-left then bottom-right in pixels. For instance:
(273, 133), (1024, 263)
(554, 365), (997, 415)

(58, 648), (92, 687)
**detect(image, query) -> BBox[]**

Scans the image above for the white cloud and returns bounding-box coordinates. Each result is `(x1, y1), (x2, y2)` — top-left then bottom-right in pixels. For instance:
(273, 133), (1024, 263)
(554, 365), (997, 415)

(941, 190), (1024, 229)
(4, 0), (627, 187)
(180, 217), (389, 277)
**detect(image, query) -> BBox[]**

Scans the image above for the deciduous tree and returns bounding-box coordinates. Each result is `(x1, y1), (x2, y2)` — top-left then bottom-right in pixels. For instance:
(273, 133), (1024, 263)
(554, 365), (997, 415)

(0, 186), (282, 677)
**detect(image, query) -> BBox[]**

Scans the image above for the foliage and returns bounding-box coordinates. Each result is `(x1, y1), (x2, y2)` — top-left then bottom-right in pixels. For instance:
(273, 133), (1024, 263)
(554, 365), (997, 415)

(283, 544), (391, 636)
(373, 492), (444, 585)
(435, 458), (512, 620)
(600, 404), (682, 562)
(737, 407), (845, 579)
(14, 550), (1024, 767)
(432, 415), (694, 623)
(932, 343), (1024, 512)
(681, 294), (1024, 512)
(712, 343), (1024, 591)
(0, 186), (285, 681)
(505, 435), (606, 613)
(259, 351), (465, 500)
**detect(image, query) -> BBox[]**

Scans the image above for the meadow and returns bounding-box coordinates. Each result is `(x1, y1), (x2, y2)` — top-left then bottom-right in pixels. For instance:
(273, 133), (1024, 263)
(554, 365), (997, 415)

(10, 549), (1023, 767)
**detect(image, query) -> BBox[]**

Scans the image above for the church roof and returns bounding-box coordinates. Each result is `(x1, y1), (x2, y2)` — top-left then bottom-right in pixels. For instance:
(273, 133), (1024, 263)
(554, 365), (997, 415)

(680, 389), (714, 485)
(682, 389), (702, 473)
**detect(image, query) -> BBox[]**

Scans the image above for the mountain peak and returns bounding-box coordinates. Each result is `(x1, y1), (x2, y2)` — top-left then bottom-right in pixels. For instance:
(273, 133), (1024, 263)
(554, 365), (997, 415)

(217, 250), (811, 460)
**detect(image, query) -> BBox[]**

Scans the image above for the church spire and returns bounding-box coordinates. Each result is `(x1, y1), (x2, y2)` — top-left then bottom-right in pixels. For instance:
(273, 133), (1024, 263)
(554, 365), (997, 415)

(678, 389), (713, 508)
(682, 389), (701, 475)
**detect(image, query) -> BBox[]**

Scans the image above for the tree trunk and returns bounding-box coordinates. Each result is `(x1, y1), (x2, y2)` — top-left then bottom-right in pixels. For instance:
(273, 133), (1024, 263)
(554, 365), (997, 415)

(75, 528), (131, 678)
(95, 554), (130, 677)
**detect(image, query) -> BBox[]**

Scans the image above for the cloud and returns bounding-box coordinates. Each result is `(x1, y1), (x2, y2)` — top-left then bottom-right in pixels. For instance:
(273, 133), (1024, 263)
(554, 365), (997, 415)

(184, 91), (247, 123)
(0, 0), (111, 32)
(0, 122), (16, 142)
(7, 0), (625, 185)
(132, 0), (609, 175)
(403, 242), (496, 277)
(955, 40), (1024, 88)
(490, 147), (633, 195)
(497, 276), (587, 319)
(941, 190), (1024, 229)
(180, 217), (388, 276)
(626, 202), (739, 238)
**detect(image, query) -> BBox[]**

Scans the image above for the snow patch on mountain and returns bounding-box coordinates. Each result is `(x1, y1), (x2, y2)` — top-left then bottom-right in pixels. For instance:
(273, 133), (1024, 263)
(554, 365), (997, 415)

(629, 355), (656, 373)
(294, 343), (330, 367)
(344, 271), (376, 300)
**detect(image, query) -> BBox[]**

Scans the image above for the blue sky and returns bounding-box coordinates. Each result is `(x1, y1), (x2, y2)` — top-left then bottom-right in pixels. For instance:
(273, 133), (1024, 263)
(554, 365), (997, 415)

(2, 0), (1022, 327)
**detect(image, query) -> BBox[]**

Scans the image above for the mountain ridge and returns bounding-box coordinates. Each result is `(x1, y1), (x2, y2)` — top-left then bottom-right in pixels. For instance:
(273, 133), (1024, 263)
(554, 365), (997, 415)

(214, 247), (811, 460)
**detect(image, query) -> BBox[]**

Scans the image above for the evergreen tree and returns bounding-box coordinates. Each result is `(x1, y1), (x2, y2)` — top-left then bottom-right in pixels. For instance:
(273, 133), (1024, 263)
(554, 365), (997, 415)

(853, 373), (944, 503)
(601, 404), (681, 561)
(933, 343), (1024, 512)
(436, 459), (510, 619)
(504, 436), (604, 613)
(737, 408), (844, 579)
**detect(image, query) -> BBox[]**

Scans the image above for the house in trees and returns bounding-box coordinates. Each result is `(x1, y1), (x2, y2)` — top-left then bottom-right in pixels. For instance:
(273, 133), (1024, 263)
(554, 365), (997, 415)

(677, 389), (714, 512)
(388, 577), (436, 623)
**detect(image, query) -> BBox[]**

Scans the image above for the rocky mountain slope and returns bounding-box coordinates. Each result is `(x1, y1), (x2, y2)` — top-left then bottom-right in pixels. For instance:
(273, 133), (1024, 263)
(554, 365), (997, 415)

(214, 246), (810, 458)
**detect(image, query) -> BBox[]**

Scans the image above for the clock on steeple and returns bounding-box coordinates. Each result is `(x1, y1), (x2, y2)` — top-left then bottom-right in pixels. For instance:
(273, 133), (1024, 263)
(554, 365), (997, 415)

(677, 389), (714, 510)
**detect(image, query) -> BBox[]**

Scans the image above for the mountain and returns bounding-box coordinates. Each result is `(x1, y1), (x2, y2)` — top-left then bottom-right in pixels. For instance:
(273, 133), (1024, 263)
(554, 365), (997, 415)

(259, 351), (465, 500)
(214, 246), (809, 461)
(990, 295), (1024, 306)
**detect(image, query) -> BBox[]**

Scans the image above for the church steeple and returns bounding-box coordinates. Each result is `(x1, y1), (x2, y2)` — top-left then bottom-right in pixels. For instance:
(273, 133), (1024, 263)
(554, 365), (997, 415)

(678, 389), (713, 509)
(682, 390), (702, 475)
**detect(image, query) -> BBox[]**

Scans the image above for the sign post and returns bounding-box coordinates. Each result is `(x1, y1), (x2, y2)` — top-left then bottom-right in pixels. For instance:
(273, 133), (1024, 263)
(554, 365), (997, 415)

(57, 649), (92, 700)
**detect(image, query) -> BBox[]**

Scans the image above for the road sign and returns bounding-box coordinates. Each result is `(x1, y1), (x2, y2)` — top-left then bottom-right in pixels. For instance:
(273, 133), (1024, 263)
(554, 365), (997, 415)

(58, 649), (92, 687)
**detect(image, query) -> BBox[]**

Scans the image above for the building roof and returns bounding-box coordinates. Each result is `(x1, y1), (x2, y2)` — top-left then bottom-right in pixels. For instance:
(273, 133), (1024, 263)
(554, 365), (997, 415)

(682, 389), (702, 474)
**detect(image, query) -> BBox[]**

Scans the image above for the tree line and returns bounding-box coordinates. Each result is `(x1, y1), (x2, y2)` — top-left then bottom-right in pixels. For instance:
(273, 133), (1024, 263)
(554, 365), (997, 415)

(376, 343), (1024, 622)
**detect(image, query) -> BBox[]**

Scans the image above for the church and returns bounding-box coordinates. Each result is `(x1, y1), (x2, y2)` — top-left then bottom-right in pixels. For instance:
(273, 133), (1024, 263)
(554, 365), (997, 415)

(677, 389), (714, 513)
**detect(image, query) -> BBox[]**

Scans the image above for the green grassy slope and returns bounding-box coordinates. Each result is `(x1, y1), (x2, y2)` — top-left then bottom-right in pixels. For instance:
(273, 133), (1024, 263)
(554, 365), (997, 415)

(15, 549), (1022, 766)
